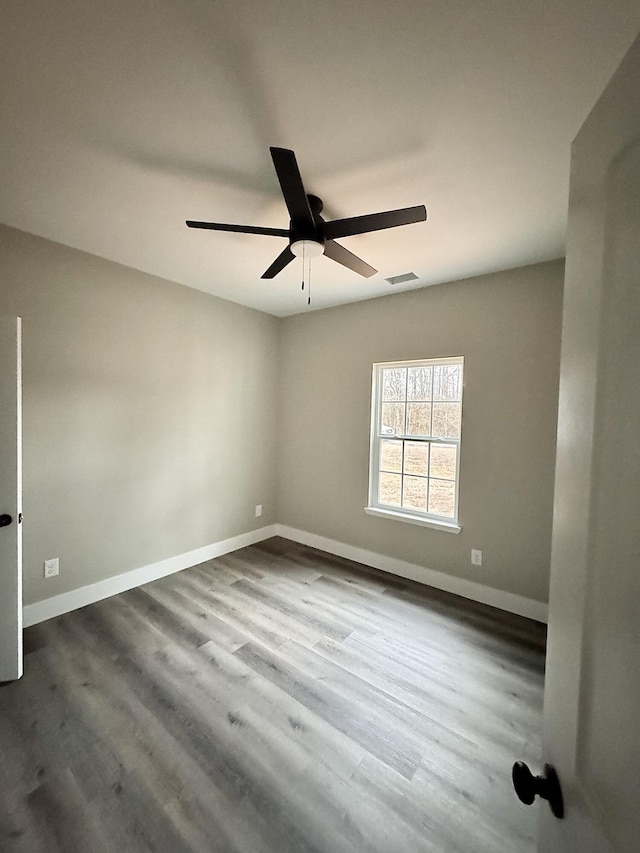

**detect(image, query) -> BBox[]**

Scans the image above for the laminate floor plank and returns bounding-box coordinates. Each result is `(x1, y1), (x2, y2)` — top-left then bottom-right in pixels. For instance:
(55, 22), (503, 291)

(277, 637), (473, 763)
(212, 582), (331, 651)
(314, 573), (536, 667)
(1, 538), (545, 852)
(70, 608), (325, 853)
(174, 584), (290, 651)
(234, 640), (423, 780)
(230, 577), (354, 643)
(323, 630), (544, 741)
(72, 594), (387, 853)
(261, 574), (392, 641)
(139, 582), (251, 653)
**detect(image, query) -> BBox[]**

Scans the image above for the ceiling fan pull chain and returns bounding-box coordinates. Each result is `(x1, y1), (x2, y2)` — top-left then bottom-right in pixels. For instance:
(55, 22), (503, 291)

(307, 257), (312, 306)
(301, 242), (306, 290)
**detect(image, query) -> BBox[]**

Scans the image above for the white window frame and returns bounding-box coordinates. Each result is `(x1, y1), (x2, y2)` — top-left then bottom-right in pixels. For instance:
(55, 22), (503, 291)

(365, 356), (464, 533)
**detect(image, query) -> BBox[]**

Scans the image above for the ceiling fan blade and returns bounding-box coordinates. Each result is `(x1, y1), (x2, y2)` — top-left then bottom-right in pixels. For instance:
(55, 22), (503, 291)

(324, 205), (427, 240)
(186, 220), (289, 237)
(261, 245), (296, 279)
(324, 240), (377, 278)
(269, 147), (314, 227)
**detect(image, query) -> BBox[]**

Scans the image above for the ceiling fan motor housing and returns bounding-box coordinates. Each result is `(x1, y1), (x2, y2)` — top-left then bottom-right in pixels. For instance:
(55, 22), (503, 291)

(290, 194), (325, 254)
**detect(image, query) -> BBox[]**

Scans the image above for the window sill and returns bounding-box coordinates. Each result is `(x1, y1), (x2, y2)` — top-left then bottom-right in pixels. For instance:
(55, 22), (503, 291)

(364, 505), (462, 534)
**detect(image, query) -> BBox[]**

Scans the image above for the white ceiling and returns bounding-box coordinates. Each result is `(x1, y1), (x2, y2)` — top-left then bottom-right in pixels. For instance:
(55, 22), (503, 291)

(1, 1), (639, 316)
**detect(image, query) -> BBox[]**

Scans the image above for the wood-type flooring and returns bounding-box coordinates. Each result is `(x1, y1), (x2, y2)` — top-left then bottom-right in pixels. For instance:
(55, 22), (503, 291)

(0, 538), (546, 852)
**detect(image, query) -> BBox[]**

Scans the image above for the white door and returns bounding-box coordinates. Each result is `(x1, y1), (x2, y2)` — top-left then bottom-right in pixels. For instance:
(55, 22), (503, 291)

(0, 317), (22, 682)
(535, 33), (640, 852)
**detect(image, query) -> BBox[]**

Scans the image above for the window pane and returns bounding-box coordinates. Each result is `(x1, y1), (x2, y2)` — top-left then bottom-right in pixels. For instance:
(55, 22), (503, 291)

(371, 358), (463, 525)
(382, 368), (407, 401)
(406, 403), (431, 436)
(428, 479), (456, 517)
(433, 364), (462, 401)
(432, 402), (461, 438)
(402, 476), (428, 511)
(403, 441), (429, 476)
(430, 444), (457, 480)
(379, 472), (402, 507)
(381, 402), (405, 435)
(407, 366), (432, 401)
(380, 440), (402, 473)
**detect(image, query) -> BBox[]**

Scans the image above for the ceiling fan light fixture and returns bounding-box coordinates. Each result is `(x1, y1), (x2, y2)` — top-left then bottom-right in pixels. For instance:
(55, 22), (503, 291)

(291, 239), (324, 258)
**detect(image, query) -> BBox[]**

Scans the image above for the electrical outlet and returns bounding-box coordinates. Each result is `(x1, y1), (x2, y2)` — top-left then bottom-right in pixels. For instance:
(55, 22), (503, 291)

(471, 549), (483, 567)
(255, 504), (263, 517)
(44, 557), (59, 578)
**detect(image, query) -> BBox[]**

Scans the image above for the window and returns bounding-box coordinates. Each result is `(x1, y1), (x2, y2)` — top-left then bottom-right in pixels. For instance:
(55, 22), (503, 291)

(366, 357), (464, 532)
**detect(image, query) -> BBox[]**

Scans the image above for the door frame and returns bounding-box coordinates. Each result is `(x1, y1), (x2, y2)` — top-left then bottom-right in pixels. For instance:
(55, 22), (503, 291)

(539, 32), (640, 851)
(0, 316), (23, 682)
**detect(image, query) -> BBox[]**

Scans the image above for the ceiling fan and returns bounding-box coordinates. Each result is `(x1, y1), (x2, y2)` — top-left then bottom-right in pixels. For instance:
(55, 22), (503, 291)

(186, 147), (427, 279)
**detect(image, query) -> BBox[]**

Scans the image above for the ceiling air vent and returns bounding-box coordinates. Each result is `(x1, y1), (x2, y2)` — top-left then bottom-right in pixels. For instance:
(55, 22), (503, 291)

(385, 272), (419, 285)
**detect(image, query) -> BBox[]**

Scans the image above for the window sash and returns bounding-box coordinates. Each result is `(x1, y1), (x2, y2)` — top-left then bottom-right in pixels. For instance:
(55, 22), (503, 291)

(368, 357), (463, 525)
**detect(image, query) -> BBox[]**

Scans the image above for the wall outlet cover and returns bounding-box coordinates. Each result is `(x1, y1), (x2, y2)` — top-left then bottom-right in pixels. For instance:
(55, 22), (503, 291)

(44, 557), (60, 578)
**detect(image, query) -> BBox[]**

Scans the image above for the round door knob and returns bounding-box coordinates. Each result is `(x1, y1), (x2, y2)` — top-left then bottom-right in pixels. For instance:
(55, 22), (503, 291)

(0, 514), (12, 528)
(512, 762), (564, 819)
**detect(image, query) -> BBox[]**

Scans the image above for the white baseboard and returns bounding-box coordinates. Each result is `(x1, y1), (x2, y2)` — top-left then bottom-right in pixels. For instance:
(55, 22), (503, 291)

(23, 525), (279, 628)
(24, 522), (547, 627)
(275, 524), (548, 623)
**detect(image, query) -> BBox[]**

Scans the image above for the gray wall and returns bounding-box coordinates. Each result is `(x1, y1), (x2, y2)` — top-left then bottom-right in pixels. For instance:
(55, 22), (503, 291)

(0, 225), (279, 606)
(277, 261), (564, 604)
(1, 224), (563, 610)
